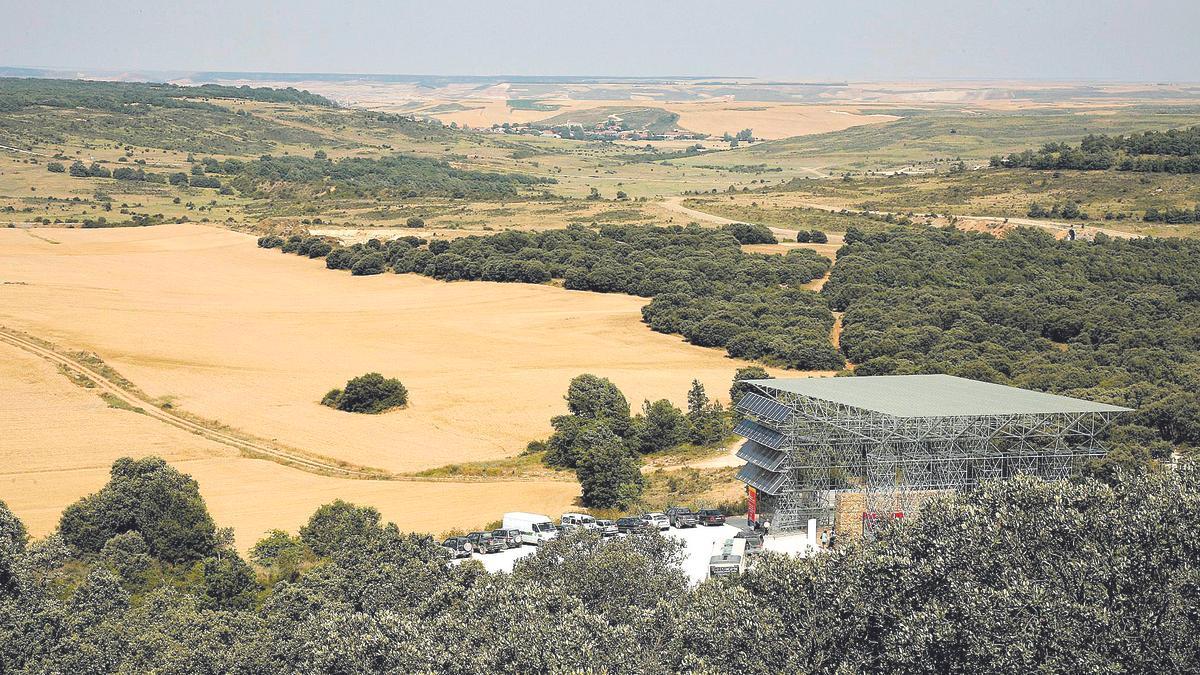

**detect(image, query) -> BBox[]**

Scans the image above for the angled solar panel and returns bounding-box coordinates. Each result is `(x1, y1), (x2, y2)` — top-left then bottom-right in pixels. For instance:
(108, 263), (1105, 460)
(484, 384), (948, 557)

(733, 418), (786, 449)
(737, 463), (788, 495)
(736, 393), (793, 425)
(736, 440), (788, 472)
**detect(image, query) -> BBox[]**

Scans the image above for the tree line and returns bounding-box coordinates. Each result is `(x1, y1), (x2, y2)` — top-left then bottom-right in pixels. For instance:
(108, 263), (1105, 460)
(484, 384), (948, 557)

(212, 151), (553, 200)
(259, 223), (843, 370)
(0, 456), (1195, 672)
(825, 226), (1200, 462)
(991, 126), (1200, 173)
(0, 77), (333, 113)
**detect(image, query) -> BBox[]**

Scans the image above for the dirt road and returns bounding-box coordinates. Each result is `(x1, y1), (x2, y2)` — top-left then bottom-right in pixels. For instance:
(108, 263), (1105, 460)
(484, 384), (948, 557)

(0, 326), (381, 479)
(660, 195), (1139, 240)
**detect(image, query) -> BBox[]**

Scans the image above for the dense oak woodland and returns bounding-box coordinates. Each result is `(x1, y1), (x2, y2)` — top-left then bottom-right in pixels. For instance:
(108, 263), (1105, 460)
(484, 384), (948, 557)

(0, 77), (334, 111)
(992, 126), (1200, 173)
(0, 457), (1195, 672)
(261, 224), (843, 370)
(828, 227), (1200, 456)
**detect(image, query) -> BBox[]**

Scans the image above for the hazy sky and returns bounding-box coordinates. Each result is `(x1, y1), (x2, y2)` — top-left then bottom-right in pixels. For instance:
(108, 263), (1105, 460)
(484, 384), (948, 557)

(3, 0), (1198, 81)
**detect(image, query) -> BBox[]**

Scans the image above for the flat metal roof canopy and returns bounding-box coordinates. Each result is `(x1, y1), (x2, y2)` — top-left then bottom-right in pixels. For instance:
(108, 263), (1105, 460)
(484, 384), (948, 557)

(746, 374), (1131, 418)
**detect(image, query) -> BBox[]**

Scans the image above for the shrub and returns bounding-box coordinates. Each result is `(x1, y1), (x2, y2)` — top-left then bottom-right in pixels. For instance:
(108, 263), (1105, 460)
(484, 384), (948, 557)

(350, 252), (385, 276)
(406, 216), (425, 228)
(722, 222), (775, 244)
(46, 161), (65, 173)
(322, 373), (408, 413)
(809, 230), (828, 244)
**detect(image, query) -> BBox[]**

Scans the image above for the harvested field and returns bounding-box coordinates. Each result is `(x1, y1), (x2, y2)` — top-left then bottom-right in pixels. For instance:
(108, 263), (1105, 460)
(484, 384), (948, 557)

(416, 99), (897, 140)
(0, 224), (790, 527)
(0, 332), (580, 551)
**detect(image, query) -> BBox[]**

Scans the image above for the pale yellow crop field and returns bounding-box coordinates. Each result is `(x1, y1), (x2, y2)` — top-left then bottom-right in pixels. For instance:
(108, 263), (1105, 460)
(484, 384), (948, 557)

(0, 341), (580, 551)
(417, 98), (897, 140)
(0, 223), (785, 499)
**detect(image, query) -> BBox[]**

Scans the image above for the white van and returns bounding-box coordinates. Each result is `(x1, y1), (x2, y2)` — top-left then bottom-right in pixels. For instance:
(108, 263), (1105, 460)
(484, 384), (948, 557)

(502, 512), (558, 546)
(708, 537), (748, 578)
(560, 513), (598, 531)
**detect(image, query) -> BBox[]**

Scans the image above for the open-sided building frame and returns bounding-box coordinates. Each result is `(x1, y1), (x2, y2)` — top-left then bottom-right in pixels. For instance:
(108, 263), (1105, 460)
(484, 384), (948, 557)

(734, 375), (1131, 533)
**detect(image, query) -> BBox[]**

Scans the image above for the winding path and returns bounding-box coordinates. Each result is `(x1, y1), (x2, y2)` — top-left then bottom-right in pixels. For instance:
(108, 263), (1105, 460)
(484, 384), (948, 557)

(0, 326), (383, 479)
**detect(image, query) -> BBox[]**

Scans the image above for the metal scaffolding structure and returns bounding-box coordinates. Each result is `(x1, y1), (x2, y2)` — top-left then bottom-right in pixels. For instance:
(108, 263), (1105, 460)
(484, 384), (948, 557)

(733, 375), (1131, 533)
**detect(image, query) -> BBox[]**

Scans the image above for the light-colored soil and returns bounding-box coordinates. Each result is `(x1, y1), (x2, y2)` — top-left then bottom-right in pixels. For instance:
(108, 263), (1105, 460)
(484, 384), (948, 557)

(413, 99), (898, 140)
(0, 221), (794, 483)
(0, 334), (580, 551)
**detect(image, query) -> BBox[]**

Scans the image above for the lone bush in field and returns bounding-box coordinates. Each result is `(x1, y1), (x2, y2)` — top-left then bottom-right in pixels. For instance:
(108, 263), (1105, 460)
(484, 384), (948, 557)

(322, 373), (408, 413)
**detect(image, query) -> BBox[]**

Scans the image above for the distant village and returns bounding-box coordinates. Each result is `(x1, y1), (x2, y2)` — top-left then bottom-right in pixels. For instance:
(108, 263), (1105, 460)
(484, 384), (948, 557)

(482, 115), (711, 142)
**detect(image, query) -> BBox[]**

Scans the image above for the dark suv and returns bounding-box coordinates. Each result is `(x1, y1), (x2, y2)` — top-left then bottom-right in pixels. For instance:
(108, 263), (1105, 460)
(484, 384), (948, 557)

(492, 528), (521, 549)
(441, 536), (473, 559)
(697, 509), (726, 526)
(616, 517), (655, 535)
(467, 531), (504, 554)
(665, 507), (698, 528)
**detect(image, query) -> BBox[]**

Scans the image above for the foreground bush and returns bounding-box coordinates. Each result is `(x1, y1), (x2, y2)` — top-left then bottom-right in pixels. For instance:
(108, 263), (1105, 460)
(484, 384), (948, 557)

(0, 457), (1195, 672)
(322, 372), (408, 413)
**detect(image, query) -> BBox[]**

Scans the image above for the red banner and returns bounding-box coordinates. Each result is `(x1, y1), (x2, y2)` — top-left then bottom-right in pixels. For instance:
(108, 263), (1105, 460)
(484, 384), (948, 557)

(747, 487), (757, 523)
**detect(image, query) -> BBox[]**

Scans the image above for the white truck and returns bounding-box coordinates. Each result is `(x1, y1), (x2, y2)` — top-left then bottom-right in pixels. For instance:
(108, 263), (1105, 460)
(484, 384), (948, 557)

(502, 512), (559, 546)
(707, 537), (748, 579)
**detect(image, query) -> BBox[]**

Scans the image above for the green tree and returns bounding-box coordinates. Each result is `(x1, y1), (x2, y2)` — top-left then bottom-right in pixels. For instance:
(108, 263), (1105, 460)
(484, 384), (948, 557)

(0, 499), (28, 594)
(350, 252), (385, 275)
(575, 426), (644, 508)
(631, 399), (687, 453)
(299, 500), (384, 557)
(325, 372), (408, 413)
(564, 373), (631, 436)
(59, 457), (217, 563)
(46, 161), (65, 173)
(729, 366), (771, 407)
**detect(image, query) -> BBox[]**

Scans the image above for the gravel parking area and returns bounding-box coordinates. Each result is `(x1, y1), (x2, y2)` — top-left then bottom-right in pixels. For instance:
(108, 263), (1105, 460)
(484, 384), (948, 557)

(456, 522), (810, 583)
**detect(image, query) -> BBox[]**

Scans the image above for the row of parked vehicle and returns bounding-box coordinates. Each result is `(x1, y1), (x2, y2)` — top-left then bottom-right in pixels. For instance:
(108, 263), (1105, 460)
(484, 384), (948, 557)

(440, 507), (730, 558)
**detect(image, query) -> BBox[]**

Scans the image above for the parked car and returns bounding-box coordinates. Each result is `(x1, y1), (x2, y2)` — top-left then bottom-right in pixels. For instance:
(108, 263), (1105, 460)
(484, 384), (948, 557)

(641, 512), (670, 531)
(503, 512), (559, 546)
(616, 517), (655, 534)
(665, 507), (698, 528)
(441, 536), (473, 559)
(595, 519), (619, 537)
(734, 529), (764, 555)
(561, 513), (599, 530)
(466, 531), (504, 554)
(492, 528), (521, 549)
(697, 509), (726, 526)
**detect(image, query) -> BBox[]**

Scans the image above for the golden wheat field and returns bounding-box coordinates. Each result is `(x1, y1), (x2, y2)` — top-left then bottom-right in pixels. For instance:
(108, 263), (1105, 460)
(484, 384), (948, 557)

(0, 334), (582, 550)
(0, 223), (791, 547)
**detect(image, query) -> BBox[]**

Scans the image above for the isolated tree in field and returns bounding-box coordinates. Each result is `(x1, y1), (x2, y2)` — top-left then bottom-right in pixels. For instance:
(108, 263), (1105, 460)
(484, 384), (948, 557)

(406, 216), (425, 228)
(575, 426), (644, 508)
(322, 372), (408, 413)
(565, 373), (631, 435)
(46, 161), (65, 173)
(808, 230), (828, 244)
(631, 399), (688, 453)
(587, 187), (601, 200)
(58, 457), (217, 563)
(795, 230), (811, 243)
